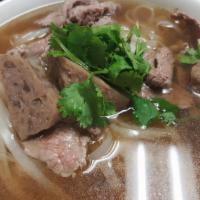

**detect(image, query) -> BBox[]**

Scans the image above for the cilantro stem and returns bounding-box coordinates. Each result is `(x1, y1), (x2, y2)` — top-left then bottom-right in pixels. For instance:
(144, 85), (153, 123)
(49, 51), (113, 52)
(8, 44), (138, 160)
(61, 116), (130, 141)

(54, 37), (89, 70)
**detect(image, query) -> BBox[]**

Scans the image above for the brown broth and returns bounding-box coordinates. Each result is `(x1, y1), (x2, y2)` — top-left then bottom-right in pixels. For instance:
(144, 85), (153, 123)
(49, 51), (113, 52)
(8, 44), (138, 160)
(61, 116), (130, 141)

(0, 1), (200, 200)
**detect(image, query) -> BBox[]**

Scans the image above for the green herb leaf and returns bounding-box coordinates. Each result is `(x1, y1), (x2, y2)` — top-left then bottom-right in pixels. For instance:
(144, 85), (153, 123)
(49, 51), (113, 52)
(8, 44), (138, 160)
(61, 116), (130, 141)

(58, 76), (116, 128)
(49, 23), (150, 94)
(107, 55), (131, 79)
(178, 42), (200, 65)
(160, 112), (176, 126)
(131, 95), (159, 126)
(131, 95), (179, 127)
(113, 71), (144, 93)
(152, 98), (179, 114)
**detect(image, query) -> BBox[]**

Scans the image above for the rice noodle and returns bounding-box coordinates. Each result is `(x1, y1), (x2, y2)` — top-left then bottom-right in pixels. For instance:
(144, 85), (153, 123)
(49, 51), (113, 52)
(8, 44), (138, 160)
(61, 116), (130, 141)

(89, 130), (117, 160)
(125, 5), (154, 24)
(0, 98), (51, 186)
(84, 130), (120, 174)
(192, 88), (200, 98)
(110, 119), (179, 141)
(12, 28), (49, 46)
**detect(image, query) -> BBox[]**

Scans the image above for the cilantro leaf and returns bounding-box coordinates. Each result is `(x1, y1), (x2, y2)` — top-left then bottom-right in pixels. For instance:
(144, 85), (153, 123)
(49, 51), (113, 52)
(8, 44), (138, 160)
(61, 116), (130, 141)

(92, 24), (121, 47)
(49, 24), (89, 69)
(131, 95), (179, 127)
(107, 55), (131, 79)
(49, 23), (150, 94)
(49, 23), (179, 128)
(113, 71), (144, 93)
(160, 112), (176, 126)
(58, 76), (116, 128)
(178, 42), (200, 65)
(152, 98), (179, 114)
(131, 95), (159, 126)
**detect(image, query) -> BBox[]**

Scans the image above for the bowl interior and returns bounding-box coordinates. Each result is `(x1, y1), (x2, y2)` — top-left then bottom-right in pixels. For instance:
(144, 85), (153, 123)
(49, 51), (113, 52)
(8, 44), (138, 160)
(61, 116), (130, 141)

(0, 0), (200, 26)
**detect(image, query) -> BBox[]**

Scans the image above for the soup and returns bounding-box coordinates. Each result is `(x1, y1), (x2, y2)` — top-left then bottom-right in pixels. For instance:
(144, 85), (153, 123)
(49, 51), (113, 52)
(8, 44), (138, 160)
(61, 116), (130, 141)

(0, 0), (200, 199)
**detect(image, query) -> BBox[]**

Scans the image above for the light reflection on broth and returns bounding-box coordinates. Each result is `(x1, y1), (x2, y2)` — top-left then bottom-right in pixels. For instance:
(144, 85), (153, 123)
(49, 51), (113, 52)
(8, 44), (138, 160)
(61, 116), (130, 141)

(0, 1), (200, 200)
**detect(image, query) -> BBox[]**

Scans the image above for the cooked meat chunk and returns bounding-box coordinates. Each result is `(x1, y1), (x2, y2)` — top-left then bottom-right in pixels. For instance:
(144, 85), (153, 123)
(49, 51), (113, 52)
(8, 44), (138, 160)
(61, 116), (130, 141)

(9, 37), (49, 58)
(23, 125), (89, 177)
(55, 57), (130, 110)
(191, 61), (200, 91)
(37, 0), (119, 27)
(68, 2), (118, 25)
(93, 16), (114, 26)
(23, 37), (49, 57)
(36, 12), (66, 27)
(171, 11), (200, 46)
(0, 52), (60, 140)
(144, 47), (174, 88)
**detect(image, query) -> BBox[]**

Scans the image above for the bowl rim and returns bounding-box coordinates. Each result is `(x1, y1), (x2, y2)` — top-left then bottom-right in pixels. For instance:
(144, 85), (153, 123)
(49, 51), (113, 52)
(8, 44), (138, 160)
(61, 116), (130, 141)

(0, 0), (63, 27)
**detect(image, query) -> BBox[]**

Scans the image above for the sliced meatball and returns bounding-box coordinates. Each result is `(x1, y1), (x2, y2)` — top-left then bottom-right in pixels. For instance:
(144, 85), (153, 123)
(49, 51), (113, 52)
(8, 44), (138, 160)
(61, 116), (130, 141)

(191, 61), (200, 91)
(0, 52), (60, 140)
(53, 57), (130, 111)
(23, 125), (89, 177)
(144, 47), (174, 89)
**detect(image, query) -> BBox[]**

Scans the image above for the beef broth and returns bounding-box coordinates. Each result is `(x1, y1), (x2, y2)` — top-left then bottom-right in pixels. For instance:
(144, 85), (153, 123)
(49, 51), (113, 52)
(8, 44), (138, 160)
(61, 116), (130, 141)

(0, 1), (200, 200)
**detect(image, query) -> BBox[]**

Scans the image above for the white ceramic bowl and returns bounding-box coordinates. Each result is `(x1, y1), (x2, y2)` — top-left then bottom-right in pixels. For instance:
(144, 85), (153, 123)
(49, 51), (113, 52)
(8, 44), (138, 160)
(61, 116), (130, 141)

(0, 0), (200, 26)
(0, 1), (200, 200)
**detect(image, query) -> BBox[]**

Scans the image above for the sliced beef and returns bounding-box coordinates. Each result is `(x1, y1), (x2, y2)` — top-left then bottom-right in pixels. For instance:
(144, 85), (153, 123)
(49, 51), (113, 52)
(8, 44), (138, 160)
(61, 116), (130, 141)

(191, 61), (200, 92)
(36, 0), (95, 26)
(171, 11), (200, 46)
(144, 47), (174, 89)
(23, 125), (89, 177)
(36, 12), (66, 27)
(93, 16), (114, 26)
(23, 37), (49, 57)
(53, 57), (130, 111)
(37, 0), (119, 27)
(9, 37), (49, 58)
(68, 2), (118, 25)
(0, 52), (60, 140)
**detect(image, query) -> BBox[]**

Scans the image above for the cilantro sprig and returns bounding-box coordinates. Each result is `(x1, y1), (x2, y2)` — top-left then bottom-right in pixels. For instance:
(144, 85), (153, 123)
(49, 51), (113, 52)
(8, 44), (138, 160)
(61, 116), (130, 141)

(178, 41), (200, 65)
(131, 96), (179, 127)
(58, 76), (116, 128)
(49, 23), (179, 128)
(49, 23), (150, 93)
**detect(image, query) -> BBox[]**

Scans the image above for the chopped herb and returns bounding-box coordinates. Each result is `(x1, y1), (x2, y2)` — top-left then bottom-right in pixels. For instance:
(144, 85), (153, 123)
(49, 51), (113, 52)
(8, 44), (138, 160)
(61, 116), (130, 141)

(152, 98), (179, 114)
(58, 76), (116, 128)
(127, 24), (141, 42)
(160, 112), (176, 126)
(178, 41), (200, 65)
(131, 95), (179, 127)
(49, 23), (179, 128)
(131, 95), (159, 126)
(49, 23), (150, 94)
